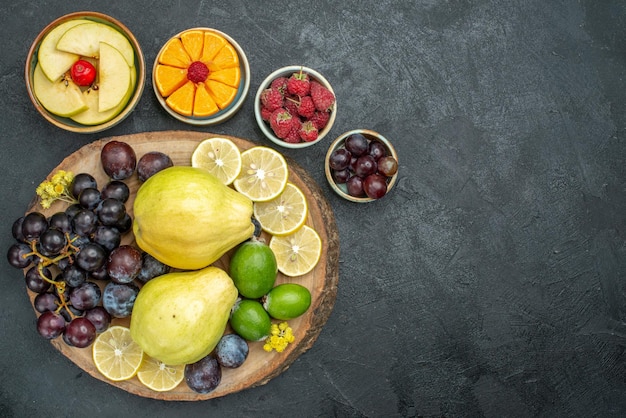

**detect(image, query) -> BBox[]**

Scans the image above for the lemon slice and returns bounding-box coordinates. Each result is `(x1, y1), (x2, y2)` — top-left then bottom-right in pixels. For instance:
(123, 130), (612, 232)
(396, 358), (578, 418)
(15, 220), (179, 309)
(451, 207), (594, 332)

(137, 355), (185, 392)
(191, 137), (242, 185)
(233, 146), (289, 202)
(92, 326), (144, 382)
(269, 225), (322, 277)
(253, 183), (308, 236)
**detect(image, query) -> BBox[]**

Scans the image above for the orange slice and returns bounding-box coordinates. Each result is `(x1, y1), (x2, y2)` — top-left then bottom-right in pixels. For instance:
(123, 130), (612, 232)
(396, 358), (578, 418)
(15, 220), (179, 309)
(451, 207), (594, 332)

(206, 80), (237, 109)
(180, 30), (204, 61)
(194, 84), (219, 117)
(154, 64), (188, 97)
(208, 43), (239, 72)
(201, 31), (227, 62)
(165, 80), (195, 116)
(158, 37), (191, 68)
(209, 67), (241, 88)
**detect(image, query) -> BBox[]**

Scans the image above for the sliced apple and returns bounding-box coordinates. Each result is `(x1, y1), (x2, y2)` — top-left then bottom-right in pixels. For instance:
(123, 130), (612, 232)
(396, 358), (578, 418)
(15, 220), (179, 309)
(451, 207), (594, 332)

(38, 19), (91, 82)
(98, 42), (132, 112)
(56, 22), (135, 67)
(32, 63), (88, 117)
(71, 65), (136, 125)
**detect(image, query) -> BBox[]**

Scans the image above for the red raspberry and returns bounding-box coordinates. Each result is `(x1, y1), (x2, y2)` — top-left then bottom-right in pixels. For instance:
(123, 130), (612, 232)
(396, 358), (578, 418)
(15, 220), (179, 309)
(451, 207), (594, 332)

(299, 120), (319, 142)
(270, 76), (289, 94)
(283, 127), (301, 143)
(287, 70), (310, 96)
(310, 80), (335, 112)
(187, 61), (209, 83)
(310, 110), (330, 130)
(283, 95), (299, 117)
(269, 108), (293, 139)
(260, 88), (283, 112)
(260, 105), (273, 121)
(297, 95), (316, 119)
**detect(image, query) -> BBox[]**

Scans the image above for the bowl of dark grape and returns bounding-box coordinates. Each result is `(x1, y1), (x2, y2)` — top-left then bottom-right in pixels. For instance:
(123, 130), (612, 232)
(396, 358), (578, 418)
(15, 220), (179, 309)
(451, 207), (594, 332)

(325, 129), (399, 202)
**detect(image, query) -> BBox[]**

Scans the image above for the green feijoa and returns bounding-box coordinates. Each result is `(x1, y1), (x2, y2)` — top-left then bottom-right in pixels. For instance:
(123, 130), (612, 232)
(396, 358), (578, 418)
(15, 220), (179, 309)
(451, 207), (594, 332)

(229, 239), (278, 299)
(230, 299), (271, 342)
(263, 283), (312, 320)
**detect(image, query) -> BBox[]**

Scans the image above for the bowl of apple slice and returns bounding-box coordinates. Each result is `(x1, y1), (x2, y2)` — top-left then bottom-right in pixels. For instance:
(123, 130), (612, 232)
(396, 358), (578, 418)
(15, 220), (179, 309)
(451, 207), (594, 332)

(25, 11), (145, 134)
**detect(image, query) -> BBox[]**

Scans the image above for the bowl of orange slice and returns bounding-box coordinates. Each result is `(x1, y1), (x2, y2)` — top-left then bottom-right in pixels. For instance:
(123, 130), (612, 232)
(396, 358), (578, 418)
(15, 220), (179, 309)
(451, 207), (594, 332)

(152, 28), (250, 125)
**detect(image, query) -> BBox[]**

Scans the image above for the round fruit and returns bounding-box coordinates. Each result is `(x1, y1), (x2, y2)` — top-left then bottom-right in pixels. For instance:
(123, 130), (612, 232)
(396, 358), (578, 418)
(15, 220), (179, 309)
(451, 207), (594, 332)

(185, 355), (221, 394)
(191, 137), (242, 186)
(101, 141), (137, 180)
(269, 225), (322, 277)
(229, 239), (277, 299)
(70, 59), (97, 86)
(329, 148), (351, 171)
(230, 299), (272, 342)
(344, 133), (369, 157)
(253, 183), (308, 236)
(137, 355), (185, 392)
(363, 173), (388, 199)
(92, 326), (144, 381)
(263, 283), (312, 320)
(215, 334), (249, 368)
(377, 155), (398, 177)
(233, 146), (288, 202)
(136, 151), (174, 182)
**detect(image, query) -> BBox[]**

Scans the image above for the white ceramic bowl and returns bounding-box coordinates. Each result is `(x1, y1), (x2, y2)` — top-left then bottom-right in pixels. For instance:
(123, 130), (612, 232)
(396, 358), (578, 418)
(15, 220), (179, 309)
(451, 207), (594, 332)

(325, 129), (399, 203)
(254, 65), (337, 149)
(25, 11), (145, 134)
(152, 28), (250, 126)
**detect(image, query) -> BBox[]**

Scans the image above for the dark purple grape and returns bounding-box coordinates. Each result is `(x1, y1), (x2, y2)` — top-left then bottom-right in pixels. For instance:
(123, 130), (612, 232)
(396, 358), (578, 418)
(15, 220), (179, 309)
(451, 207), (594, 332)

(22, 212), (48, 241)
(75, 242), (107, 272)
(71, 173), (98, 199)
(92, 226), (121, 253)
(102, 282), (139, 318)
(56, 256), (70, 271)
(12, 217), (25, 242)
(329, 148), (352, 171)
(84, 307), (111, 333)
(107, 245), (142, 284)
(7, 242), (33, 269)
(344, 133), (369, 157)
(346, 176), (365, 197)
(25, 265), (52, 293)
(368, 141), (387, 160)
(48, 212), (72, 233)
(37, 311), (66, 339)
(64, 203), (83, 220)
(100, 180), (130, 203)
(215, 334), (249, 368)
(62, 264), (87, 287)
(185, 355), (222, 394)
(69, 281), (101, 311)
(137, 151), (174, 182)
(34, 292), (60, 313)
(58, 304), (84, 322)
(377, 156), (398, 177)
(137, 252), (170, 283)
(363, 173), (388, 199)
(113, 213), (133, 234)
(95, 198), (126, 226)
(38, 228), (67, 256)
(64, 317), (96, 348)
(90, 264), (110, 281)
(101, 140), (136, 180)
(78, 187), (102, 210)
(72, 209), (98, 236)
(332, 169), (351, 184)
(354, 155), (378, 178)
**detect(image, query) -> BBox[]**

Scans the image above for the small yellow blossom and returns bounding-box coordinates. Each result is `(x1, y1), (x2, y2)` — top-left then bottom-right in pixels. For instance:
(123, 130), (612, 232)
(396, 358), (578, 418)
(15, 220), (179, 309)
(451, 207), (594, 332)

(36, 170), (76, 209)
(262, 321), (295, 353)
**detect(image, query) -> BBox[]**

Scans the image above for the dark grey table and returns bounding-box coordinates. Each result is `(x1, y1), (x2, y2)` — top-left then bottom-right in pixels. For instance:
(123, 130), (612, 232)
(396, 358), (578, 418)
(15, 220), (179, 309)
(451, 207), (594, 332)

(2, 1), (625, 417)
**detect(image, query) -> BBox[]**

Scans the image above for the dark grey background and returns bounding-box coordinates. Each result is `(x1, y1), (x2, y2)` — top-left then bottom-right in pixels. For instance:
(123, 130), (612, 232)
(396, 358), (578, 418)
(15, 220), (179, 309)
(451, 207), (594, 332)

(2, 1), (626, 417)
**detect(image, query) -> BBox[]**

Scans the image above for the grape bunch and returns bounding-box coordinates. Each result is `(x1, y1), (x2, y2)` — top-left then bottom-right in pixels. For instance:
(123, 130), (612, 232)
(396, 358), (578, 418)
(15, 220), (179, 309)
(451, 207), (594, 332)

(7, 141), (172, 349)
(328, 132), (399, 199)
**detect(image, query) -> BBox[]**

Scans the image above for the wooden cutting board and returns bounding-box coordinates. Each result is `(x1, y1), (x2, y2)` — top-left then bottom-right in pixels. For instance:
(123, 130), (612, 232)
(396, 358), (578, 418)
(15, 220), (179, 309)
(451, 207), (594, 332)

(24, 130), (339, 401)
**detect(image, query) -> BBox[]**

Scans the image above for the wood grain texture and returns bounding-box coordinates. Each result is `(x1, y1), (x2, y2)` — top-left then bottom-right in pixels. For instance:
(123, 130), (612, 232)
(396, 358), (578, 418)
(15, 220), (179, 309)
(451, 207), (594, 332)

(25, 130), (339, 401)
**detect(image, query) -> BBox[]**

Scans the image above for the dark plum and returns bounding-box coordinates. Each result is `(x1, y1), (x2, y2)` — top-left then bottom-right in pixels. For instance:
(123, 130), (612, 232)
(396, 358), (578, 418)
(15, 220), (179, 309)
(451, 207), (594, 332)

(101, 140), (136, 180)
(107, 245), (142, 284)
(363, 173), (388, 199)
(102, 282), (139, 318)
(215, 334), (249, 368)
(344, 133), (369, 157)
(100, 180), (130, 203)
(185, 355), (222, 394)
(137, 151), (174, 182)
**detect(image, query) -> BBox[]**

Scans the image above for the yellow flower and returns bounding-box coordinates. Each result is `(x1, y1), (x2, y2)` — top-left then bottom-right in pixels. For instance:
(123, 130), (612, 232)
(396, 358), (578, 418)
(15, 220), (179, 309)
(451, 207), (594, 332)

(35, 170), (77, 209)
(262, 321), (295, 353)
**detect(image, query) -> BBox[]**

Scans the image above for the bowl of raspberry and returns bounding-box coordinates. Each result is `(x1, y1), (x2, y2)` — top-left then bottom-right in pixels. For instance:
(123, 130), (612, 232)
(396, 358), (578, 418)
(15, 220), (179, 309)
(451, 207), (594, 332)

(254, 65), (337, 149)
(325, 129), (399, 202)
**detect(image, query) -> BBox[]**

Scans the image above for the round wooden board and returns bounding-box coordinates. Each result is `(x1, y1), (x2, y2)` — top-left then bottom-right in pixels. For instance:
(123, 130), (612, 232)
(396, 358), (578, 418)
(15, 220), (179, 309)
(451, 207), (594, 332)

(25, 130), (339, 401)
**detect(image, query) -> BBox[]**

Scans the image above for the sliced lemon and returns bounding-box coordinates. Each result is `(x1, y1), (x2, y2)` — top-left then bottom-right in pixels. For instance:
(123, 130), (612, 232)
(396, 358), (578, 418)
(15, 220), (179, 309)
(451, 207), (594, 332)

(191, 137), (242, 185)
(136, 355), (185, 392)
(269, 225), (322, 277)
(233, 146), (289, 202)
(253, 183), (308, 236)
(92, 326), (144, 382)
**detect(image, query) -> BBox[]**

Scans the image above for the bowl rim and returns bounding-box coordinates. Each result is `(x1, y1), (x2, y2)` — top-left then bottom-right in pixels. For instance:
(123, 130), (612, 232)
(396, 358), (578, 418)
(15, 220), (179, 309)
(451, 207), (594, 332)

(324, 129), (399, 203)
(151, 27), (250, 126)
(254, 65), (337, 149)
(24, 11), (146, 134)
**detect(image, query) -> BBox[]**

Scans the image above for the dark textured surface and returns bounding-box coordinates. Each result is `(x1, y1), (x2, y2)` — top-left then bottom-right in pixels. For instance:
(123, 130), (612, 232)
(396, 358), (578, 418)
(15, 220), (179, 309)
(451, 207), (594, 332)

(1, 1), (626, 417)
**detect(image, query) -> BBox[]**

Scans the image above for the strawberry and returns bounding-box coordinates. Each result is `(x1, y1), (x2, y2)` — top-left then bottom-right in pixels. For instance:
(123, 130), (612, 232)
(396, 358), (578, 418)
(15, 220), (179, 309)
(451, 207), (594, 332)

(297, 95), (316, 119)
(310, 110), (330, 130)
(260, 88), (284, 112)
(287, 70), (310, 96)
(269, 108), (293, 139)
(299, 120), (319, 142)
(310, 81), (335, 112)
